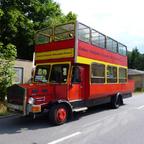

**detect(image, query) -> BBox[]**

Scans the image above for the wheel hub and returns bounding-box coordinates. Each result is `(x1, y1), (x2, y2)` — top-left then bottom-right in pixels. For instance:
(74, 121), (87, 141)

(56, 108), (67, 122)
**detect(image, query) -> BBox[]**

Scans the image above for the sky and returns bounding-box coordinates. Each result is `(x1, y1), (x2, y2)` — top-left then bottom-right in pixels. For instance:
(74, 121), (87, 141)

(54, 0), (144, 53)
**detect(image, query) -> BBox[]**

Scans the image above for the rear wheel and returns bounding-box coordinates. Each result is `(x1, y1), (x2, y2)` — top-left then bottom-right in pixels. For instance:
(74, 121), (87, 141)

(111, 94), (122, 109)
(49, 104), (68, 125)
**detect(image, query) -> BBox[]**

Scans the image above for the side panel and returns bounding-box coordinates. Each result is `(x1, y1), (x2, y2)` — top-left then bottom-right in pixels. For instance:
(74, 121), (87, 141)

(52, 84), (68, 100)
(68, 84), (82, 101)
(77, 40), (127, 67)
(70, 80), (134, 108)
(89, 81), (134, 100)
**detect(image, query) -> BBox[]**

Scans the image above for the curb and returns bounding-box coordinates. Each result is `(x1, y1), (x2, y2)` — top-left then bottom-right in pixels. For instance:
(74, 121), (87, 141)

(0, 114), (17, 119)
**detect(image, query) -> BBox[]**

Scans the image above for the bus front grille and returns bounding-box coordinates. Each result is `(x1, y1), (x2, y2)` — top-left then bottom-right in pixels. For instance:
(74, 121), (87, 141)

(7, 84), (26, 105)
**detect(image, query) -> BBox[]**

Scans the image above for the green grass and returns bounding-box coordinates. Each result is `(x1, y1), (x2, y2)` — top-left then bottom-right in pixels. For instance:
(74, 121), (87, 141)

(0, 111), (10, 116)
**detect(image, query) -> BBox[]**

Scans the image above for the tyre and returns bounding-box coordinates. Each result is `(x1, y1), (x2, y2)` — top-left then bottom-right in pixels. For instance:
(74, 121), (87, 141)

(49, 104), (68, 125)
(111, 94), (122, 109)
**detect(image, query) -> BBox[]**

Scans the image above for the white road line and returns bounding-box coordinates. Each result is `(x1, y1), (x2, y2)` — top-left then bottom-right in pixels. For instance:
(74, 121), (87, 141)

(48, 132), (81, 144)
(137, 105), (144, 110)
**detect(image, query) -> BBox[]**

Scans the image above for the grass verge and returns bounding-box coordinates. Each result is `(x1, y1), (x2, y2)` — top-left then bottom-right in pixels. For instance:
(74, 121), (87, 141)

(0, 101), (8, 116)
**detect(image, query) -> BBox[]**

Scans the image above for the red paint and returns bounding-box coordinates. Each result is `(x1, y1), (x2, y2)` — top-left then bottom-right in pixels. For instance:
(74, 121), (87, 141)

(21, 83), (68, 105)
(35, 39), (75, 52)
(8, 22), (135, 125)
(90, 80), (134, 99)
(56, 108), (67, 122)
(23, 38), (133, 106)
(21, 65), (134, 106)
(78, 40), (127, 66)
(35, 39), (75, 65)
(68, 84), (82, 101)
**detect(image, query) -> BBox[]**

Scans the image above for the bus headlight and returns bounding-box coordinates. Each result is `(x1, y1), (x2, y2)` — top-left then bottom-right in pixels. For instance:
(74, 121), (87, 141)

(28, 97), (35, 105)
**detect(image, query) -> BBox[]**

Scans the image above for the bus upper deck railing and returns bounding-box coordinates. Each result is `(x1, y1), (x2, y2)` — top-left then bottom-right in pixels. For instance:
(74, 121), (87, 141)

(35, 21), (127, 56)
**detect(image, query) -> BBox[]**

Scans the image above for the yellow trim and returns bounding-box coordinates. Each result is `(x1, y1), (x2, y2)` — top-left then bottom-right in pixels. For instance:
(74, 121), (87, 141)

(85, 56), (128, 84)
(118, 67), (128, 83)
(117, 67), (119, 83)
(35, 48), (74, 60)
(89, 64), (92, 85)
(77, 56), (127, 68)
(105, 65), (107, 84)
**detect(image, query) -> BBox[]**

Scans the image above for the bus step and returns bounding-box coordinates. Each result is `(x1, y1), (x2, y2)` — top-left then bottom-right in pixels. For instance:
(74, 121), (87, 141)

(73, 107), (88, 112)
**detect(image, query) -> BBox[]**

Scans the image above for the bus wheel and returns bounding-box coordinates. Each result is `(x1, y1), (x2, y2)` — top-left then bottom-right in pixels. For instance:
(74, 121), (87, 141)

(111, 94), (121, 109)
(49, 104), (68, 125)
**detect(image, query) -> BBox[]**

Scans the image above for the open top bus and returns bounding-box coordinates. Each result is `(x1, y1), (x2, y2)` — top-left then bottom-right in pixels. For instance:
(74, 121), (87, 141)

(7, 21), (134, 125)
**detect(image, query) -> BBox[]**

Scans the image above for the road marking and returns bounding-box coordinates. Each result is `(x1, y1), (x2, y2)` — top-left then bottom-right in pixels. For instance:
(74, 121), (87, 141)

(48, 132), (81, 144)
(137, 105), (144, 110)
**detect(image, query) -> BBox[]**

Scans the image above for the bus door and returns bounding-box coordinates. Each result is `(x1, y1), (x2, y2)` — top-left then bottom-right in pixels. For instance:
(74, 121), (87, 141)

(68, 66), (86, 101)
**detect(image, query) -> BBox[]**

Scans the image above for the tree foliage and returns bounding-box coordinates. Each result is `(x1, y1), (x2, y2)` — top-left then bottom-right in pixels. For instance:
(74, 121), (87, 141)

(128, 48), (144, 70)
(0, 43), (17, 101)
(0, 0), (77, 60)
(0, 0), (76, 100)
(0, 7), (17, 101)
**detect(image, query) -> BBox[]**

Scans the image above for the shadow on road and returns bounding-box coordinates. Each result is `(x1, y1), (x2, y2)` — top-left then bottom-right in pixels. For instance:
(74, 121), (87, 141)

(72, 103), (113, 121)
(0, 113), (53, 135)
(0, 103), (126, 135)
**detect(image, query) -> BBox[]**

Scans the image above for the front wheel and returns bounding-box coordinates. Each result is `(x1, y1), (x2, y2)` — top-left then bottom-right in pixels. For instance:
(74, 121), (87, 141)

(49, 104), (68, 125)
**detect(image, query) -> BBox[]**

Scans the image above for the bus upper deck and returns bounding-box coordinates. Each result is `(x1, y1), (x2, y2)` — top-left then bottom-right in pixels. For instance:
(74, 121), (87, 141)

(35, 21), (127, 66)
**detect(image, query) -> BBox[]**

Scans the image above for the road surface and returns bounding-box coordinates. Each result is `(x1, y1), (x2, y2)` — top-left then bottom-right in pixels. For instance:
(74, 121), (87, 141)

(0, 92), (144, 144)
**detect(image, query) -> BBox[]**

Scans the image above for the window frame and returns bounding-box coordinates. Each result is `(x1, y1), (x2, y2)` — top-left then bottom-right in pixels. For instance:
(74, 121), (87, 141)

(106, 37), (118, 53)
(118, 43), (127, 56)
(49, 63), (70, 84)
(34, 65), (51, 83)
(91, 29), (106, 48)
(91, 62), (105, 84)
(119, 67), (127, 83)
(107, 65), (118, 83)
(54, 23), (75, 42)
(71, 66), (81, 84)
(14, 67), (24, 84)
(78, 22), (91, 43)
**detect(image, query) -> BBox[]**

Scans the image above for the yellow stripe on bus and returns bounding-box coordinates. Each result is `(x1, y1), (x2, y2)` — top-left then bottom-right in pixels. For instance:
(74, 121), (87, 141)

(76, 56), (127, 68)
(35, 48), (74, 60)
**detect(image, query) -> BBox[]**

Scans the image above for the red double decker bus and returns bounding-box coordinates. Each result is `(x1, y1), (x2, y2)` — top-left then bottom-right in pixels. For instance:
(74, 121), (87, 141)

(7, 21), (134, 125)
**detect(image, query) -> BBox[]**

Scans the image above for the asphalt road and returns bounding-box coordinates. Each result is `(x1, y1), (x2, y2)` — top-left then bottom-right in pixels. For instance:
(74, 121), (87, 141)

(0, 92), (144, 144)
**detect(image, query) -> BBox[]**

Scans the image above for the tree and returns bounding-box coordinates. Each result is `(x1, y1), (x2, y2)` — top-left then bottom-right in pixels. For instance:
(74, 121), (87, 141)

(0, 0), (76, 100)
(0, 8), (17, 101)
(0, 0), (77, 60)
(0, 43), (17, 101)
(128, 47), (144, 70)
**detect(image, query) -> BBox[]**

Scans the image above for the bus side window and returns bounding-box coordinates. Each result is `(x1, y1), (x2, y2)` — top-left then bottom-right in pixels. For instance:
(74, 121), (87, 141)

(72, 67), (81, 83)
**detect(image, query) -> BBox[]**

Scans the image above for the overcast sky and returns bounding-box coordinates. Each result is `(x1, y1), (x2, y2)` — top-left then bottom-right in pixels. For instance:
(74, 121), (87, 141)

(54, 0), (144, 53)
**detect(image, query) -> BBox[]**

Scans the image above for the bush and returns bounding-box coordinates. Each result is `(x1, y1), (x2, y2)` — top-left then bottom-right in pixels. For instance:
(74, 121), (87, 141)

(135, 87), (144, 92)
(0, 43), (16, 101)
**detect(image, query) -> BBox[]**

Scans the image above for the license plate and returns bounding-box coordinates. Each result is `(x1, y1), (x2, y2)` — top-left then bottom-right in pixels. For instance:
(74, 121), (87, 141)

(8, 103), (23, 111)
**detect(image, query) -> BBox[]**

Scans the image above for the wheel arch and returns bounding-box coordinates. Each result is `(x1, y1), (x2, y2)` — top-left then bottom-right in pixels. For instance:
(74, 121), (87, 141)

(111, 92), (123, 108)
(49, 100), (73, 118)
(116, 92), (123, 105)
